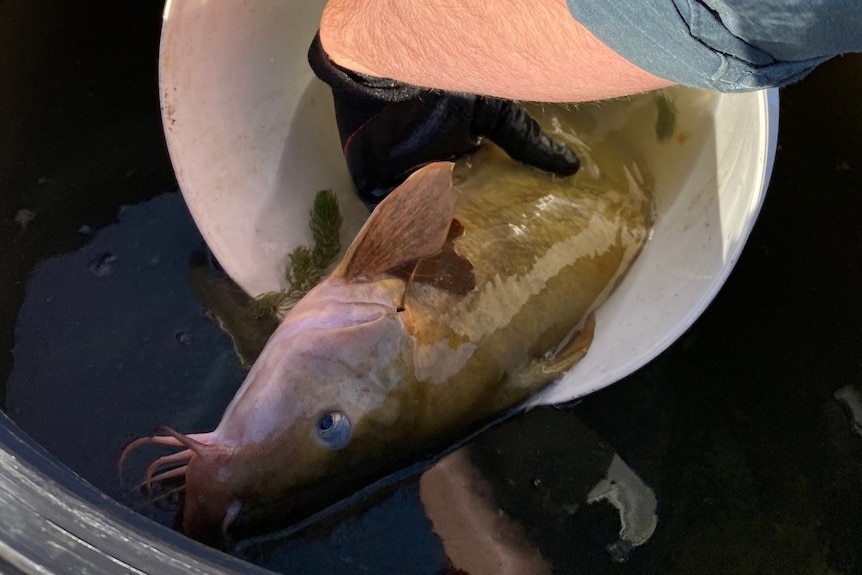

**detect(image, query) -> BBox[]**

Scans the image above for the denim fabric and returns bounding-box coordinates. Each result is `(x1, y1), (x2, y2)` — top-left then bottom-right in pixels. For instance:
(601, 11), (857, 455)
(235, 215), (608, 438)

(567, 0), (862, 91)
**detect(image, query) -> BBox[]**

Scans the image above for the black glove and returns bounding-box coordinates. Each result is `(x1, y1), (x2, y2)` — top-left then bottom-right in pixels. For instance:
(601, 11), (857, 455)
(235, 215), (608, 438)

(308, 34), (580, 208)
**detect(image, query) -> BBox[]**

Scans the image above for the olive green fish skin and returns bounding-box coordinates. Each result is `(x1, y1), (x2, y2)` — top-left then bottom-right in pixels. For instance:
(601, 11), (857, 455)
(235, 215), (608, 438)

(399, 145), (651, 427)
(127, 143), (652, 545)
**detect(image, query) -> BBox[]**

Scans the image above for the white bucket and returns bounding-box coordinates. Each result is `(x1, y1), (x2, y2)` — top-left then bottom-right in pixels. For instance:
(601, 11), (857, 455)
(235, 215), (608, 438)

(160, 1), (778, 406)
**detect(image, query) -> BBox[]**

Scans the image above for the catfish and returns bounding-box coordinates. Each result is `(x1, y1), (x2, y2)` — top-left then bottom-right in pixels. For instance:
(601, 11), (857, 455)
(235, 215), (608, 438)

(122, 144), (653, 545)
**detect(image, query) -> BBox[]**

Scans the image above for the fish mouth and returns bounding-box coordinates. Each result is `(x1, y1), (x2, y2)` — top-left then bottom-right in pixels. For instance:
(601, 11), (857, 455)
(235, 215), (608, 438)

(120, 426), (239, 545)
(118, 426), (363, 544)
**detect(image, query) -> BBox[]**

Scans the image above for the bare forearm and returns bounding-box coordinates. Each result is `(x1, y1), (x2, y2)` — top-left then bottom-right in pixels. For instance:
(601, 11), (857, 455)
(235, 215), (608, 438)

(319, 0), (674, 103)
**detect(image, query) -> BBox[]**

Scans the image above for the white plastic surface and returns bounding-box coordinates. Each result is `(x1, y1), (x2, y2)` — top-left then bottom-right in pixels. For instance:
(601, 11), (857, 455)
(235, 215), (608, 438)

(160, 0), (778, 406)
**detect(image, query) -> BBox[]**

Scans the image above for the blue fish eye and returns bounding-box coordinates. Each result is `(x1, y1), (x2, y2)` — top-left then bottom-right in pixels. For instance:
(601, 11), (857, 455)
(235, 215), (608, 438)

(315, 410), (351, 450)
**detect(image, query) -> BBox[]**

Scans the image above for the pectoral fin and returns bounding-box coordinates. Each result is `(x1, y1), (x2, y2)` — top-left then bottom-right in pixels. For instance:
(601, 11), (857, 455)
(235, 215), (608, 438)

(515, 314), (596, 391)
(338, 162), (458, 282)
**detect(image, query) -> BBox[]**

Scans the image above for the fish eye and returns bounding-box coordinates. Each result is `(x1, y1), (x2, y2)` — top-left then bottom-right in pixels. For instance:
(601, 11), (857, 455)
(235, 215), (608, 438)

(315, 410), (352, 450)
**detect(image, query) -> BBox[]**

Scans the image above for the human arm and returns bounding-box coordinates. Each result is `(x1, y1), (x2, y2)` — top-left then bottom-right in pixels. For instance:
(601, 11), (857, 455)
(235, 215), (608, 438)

(320, 0), (862, 101)
(312, 0), (861, 204)
(318, 0), (674, 103)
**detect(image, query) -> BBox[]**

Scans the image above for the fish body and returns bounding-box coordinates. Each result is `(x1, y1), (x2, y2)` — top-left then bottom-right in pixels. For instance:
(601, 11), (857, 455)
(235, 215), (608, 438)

(124, 144), (652, 544)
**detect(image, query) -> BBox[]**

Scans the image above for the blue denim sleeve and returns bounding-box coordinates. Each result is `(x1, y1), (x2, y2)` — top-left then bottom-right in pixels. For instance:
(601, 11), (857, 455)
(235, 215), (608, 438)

(566, 0), (862, 91)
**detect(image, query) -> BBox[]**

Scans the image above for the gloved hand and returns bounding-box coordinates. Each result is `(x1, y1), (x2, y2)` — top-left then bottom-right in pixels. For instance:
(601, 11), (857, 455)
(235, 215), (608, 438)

(308, 34), (580, 208)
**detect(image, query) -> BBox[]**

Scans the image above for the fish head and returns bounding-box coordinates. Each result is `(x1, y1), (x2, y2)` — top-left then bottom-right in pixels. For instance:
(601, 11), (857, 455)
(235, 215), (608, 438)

(124, 162), (462, 545)
(181, 282), (419, 542)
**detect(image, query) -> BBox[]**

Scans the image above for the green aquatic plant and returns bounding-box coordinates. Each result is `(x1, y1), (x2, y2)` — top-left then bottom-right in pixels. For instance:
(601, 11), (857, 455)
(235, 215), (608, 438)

(252, 189), (342, 317)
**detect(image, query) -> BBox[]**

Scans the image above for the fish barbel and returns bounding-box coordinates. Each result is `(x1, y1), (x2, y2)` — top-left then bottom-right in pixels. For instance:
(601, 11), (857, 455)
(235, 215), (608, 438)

(121, 143), (652, 545)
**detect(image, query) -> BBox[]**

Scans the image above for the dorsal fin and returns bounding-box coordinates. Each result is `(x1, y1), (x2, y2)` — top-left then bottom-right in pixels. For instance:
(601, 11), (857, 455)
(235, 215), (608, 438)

(337, 162), (458, 281)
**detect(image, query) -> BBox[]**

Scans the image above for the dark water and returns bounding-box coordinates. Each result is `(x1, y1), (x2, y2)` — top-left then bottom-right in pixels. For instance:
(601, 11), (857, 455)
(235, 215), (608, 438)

(2, 1), (861, 574)
(4, 194), (243, 506)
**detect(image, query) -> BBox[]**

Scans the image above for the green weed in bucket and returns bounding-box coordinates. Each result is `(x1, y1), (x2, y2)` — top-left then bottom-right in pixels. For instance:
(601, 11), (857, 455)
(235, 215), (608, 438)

(252, 189), (342, 317)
